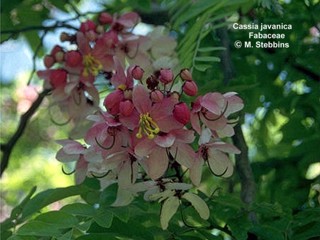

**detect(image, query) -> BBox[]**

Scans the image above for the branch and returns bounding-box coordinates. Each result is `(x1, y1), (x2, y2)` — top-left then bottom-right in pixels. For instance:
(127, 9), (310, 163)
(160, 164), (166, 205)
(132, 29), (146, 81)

(217, 24), (257, 222)
(0, 89), (51, 177)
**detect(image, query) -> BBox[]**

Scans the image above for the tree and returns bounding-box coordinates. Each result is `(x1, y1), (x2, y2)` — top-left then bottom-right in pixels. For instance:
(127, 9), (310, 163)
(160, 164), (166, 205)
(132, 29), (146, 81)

(1, 0), (319, 239)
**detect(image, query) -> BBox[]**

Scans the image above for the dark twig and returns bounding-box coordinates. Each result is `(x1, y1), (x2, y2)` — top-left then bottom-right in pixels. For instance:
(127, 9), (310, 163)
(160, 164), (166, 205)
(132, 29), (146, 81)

(217, 23), (257, 223)
(27, 31), (48, 85)
(0, 89), (51, 177)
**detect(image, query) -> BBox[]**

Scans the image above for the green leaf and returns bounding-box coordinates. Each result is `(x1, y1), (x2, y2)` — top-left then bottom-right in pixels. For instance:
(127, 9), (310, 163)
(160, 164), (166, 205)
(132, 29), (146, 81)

(251, 225), (285, 240)
(93, 209), (113, 228)
(173, 0), (225, 28)
(194, 64), (213, 72)
(16, 221), (64, 237)
(57, 230), (73, 240)
(60, 203), (96, 217)
(109, 206), (130, 223)
(75, 233), (125, 240)
(198, 47), (226, 52)
(195, 56), (221, 62)
(21, 185), (91, 220)
(34, 211), (79, 228)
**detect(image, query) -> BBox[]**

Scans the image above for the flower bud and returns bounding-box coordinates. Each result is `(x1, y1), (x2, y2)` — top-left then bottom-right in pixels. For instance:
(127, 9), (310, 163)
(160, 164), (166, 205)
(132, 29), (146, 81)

(80, 20), (96, 33)
(183, 80), (198, 96)
(65, 50), (82, 67)
(180, 68), (193, 81)
(51, 45), (63, 56)
(54, 51), (64, 63)
(159, 68), (174, 84)
(50, 69), (67, 89)
(96, 25), (105, 34)
(120, 100), (134, 116)
(99, 12), (113, 25)
(131, 65), (144, 80)
(150, 90), (164, 103)
(103, 90), (123, 114)
(173, 102), (190, 125)
(44, 55), (55, 68)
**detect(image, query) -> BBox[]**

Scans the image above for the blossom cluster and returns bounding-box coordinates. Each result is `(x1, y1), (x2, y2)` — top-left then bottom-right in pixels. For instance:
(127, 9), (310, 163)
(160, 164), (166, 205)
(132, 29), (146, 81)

(37, 11), (244, 229)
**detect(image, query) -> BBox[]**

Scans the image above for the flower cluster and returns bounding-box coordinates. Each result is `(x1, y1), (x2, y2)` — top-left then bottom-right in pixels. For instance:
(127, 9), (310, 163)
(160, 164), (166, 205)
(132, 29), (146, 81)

(37, 11), (243, 229)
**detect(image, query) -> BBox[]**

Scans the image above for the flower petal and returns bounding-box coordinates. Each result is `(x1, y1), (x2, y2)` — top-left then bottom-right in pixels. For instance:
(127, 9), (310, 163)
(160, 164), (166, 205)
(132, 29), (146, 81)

(182, 192), (209, 220)
(154, 133), (175, 148)
(132, 84), (151, 113)
(207, 148), (234, 178)
(160, 196), (180, 230)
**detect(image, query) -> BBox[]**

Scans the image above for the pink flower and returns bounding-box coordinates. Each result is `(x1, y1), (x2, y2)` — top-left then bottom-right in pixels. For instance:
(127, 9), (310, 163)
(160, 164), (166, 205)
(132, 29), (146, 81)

(55, 140), (89, 184)
(132, 84), (182, 139)
(37, 69), (67, 89)
(189, 128), (240, 186)
(134, 129), (195, 180)
(64, 50), (82, 68)
(99, 12), (113, 25)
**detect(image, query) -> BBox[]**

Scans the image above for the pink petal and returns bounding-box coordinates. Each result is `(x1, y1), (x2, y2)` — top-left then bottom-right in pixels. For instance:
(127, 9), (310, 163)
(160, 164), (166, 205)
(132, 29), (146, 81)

(223, 93), (244, 117)
(117, 12), (140, 28)
(111, 57), (127, 87)
(171, 129), (195, 143)
(208, 142), (241, 154)
(132, 84), (151, 113)
(190, 112), (201, 134)
(135, 138), (156, 157)
(144, 147), (168, 179)
(189, 155), (204, 186)
(201, 113), (227, 131)
(201, 93), (226, 115)
(56, 148), (79, 163)
(154, 133), (175, 148)
(207, 148), (234, 178)
(171, 142), (195, 168)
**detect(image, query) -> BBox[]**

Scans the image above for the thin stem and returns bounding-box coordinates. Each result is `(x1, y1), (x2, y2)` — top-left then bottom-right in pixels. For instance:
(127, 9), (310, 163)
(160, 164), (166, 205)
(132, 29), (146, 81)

(0, 89), (51, 177)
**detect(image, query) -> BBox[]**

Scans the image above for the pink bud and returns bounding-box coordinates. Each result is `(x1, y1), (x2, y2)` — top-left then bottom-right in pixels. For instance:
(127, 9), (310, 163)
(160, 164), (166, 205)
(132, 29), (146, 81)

(150, 90), (164, 103)
(80, 20), (96, 33)
(65, 51), (82, 67)
(183, 80), (198, 96)
(103, 90), (123, 114)
(173, 102), (190, 125)
(51, 45), (63, 56)
(44, 55), (55, 68)
(54, 51), (64, 63)
(99, 12), (113, 25)
(120, 100), (134, 116)
(50, 69), (67, 89)
(96, 25), (104, 34)
(159, 69), (174, 84)
(131, 65), (144, 80)
(180, 68), (193, 81)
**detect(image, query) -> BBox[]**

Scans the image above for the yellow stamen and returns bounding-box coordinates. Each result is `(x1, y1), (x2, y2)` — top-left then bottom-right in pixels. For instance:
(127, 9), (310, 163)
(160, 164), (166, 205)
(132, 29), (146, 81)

(118, 84), (127, 91)
(83, 54), (103, 77)
(136, 113), (160, 139)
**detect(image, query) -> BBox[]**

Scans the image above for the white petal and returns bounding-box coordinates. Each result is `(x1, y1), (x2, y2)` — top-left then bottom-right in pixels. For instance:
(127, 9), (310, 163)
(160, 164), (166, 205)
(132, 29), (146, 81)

(182, 192), (209, 220)
(160, 196), (180, 230)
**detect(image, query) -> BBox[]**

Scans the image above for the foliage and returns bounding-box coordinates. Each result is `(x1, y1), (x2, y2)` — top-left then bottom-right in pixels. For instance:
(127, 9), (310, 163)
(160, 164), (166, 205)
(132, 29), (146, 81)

(1, 0), (320, 239)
